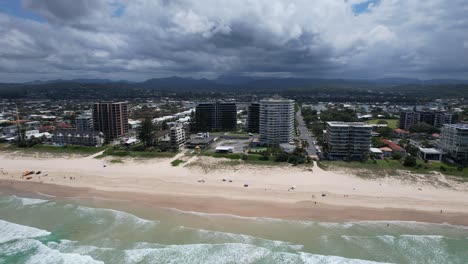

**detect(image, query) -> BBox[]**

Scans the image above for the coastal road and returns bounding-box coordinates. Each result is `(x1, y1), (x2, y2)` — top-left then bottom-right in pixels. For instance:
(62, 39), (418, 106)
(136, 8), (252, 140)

(296, 110), (319, 157)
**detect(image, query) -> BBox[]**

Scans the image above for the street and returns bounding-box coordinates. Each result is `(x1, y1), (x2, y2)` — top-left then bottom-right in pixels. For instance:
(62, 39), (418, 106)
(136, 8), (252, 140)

(296, 110), (319, 157)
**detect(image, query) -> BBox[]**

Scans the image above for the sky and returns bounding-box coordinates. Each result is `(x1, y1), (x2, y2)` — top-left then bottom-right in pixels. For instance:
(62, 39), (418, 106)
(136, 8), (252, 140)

(0, 0), (467, 82)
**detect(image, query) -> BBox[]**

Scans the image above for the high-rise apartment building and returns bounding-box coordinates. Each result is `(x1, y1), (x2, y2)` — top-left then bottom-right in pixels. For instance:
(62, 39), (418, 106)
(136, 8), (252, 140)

(399, 111), (417, 130)
(93, 102), (129, 141)
(247, 103), (260, 133)
(170, 124), (187, 150)
(76, 114), (93, 131)
(439, 123), (468, 162)
(399, 111), (457, 130)
(434, 113), (457, 128)
(259, 98), (295, 145)
(325, 122), (372, 160)
(195, 102), (237, 132)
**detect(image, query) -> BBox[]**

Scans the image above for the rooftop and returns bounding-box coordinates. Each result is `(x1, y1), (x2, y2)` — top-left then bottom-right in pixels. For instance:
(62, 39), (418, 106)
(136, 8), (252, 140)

(186, 137), (214, 144)
(379, 147), (393, 152)
(444, 123), (468, 130)
(381, 139), (403, 151)
(419, 148), (444, 155)
(260, 97), (294, 103)
(327, 121), (371, 128)
(370, 148), (383, 154)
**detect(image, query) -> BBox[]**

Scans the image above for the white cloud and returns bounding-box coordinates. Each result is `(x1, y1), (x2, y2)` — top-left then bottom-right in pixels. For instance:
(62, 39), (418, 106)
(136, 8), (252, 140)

(0, 0), (466, 81)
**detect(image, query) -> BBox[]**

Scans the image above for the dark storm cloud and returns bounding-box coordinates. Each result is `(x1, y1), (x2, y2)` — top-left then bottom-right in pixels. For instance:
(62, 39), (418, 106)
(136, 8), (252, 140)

(0, 0), (467, 82)
(22, 0), (110, 28)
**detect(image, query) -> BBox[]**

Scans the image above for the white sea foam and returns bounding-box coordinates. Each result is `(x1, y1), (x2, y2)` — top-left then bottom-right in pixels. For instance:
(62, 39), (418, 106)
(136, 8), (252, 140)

(377, 235), (395, 244)
(0, 220), (51, 244)
(76, 206), (158, 227)
(36, 192), (57, 198)
(20, 197), (49, 206)
(47, 240), (114, 255)
(177, 226), (304, 251)
(123, 242), (390, 264)
(298, 252), (391, 264)
(3, 195), (49, 206)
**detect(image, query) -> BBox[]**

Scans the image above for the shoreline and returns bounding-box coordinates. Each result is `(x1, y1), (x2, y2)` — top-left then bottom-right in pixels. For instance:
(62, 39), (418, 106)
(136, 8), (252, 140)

(2, 180), (468, 226)
(1, 152), (468, 226)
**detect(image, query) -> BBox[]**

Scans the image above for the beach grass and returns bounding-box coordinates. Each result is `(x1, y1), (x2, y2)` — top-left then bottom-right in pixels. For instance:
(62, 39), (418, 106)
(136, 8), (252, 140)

(110, 159), (124, 164)
(199, 151), (312, 167)
(171, 159), (185, 166)
(367, 119), (399, 129)
(199, 152), (243, 160)
(319, 159), (468, 179)
(98, 147), (178, 159)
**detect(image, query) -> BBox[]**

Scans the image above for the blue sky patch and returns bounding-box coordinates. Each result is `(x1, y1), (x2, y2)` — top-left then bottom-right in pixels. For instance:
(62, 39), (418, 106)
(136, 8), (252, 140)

(0, 0), (45, 22)
(112, 2), (126, 17)
(352, 0), (380, 14)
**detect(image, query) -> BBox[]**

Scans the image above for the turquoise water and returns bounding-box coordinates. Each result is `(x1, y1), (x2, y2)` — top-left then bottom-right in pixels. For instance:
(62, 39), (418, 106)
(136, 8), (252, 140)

(0, 194), (467, 264)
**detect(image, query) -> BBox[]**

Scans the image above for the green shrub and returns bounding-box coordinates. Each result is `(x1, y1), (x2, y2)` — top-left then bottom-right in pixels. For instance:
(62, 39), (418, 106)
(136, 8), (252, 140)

(403, 155), (417, 167)
(391, 153), (402, 160)
(171, 159), (185, 166)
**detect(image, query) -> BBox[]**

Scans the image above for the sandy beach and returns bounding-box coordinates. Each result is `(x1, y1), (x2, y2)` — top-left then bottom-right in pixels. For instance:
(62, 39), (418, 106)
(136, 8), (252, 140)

(1, 151), (468, 226)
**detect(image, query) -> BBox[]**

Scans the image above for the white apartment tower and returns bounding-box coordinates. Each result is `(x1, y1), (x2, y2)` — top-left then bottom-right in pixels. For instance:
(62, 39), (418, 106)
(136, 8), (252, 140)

(325, 122), (372, 160)
(259, 98), (295, 145)
(439, 123), (468, 162)
(170, 124), (186, 149)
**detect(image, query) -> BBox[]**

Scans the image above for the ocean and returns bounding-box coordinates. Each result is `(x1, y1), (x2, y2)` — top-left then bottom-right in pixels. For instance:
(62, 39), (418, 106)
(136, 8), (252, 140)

(0, 193), (467, 264)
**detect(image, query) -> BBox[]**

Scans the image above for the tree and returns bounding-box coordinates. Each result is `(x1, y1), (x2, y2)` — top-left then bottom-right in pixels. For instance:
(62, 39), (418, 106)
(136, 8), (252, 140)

(138, 117), (156, 148)
(403, 155), (417, 167)
(409, 122), (438, 134)
(405, 144), (419, 156)
(371, 137), (385, 148)
(392, 153), (402, 160)
(320, 109), (359, 122)
(377, 120), (388, 125)
(377, 127), (393, 138)
(161, 120), (169, 131)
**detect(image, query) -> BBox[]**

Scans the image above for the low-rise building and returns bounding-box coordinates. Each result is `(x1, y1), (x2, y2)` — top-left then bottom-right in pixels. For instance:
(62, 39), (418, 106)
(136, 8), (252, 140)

(325, 122), (372, 160)
(379, 147), (393, 157)
(25, 130), (52, 140)
(215, 146), (234, 153)
(186, 137), (215, 149)
(394, 128), (410, 138)
(52, 129), (104, 147)
(418, 147), (444, 161)
(370, 148), (383, 159)
(439, 123), (468, 162)
(381, 139), (407, 157)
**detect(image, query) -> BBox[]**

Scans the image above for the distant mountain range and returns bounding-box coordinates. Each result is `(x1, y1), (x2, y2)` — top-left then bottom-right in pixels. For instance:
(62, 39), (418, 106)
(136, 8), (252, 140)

(19, 76), (468, 88)
(1, 76), (467, 100)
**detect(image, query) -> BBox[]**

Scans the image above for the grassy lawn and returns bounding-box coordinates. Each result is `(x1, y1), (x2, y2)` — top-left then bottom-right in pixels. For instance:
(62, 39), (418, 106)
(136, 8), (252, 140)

(318, 159), (467, 178)
(171, 159), (185, 166)
(225, 131), (252, 136)
(0, 143), (107, 155)
(249, 147), (267, 153)
(367, 119), (399, 129)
